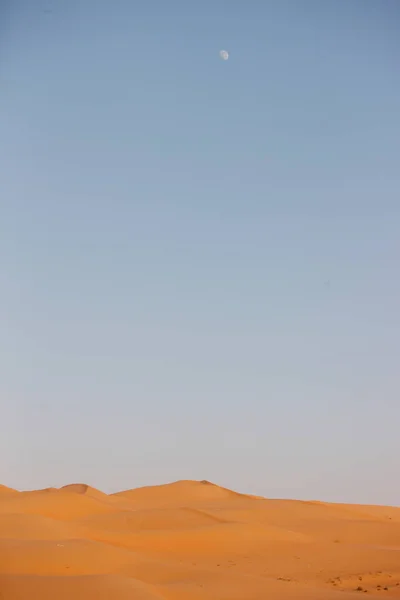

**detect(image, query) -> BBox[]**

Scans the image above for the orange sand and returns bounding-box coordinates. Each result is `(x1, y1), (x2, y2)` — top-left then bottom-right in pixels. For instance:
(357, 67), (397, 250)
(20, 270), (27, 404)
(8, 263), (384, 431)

(1, 479), (400, 599)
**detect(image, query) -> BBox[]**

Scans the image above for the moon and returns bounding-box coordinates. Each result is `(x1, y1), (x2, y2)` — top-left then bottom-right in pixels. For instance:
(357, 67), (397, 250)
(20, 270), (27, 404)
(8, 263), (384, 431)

(219, 50), (229, 61)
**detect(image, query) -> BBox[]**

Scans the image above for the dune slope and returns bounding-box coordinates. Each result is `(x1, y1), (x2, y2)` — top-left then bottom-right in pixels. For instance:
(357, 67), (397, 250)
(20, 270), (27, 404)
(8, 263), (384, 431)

(0, 479), (399, 599)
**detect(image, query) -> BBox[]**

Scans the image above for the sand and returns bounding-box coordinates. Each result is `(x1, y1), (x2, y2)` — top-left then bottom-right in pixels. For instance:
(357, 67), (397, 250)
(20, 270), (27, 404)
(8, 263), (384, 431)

(0, 480), (399, 599)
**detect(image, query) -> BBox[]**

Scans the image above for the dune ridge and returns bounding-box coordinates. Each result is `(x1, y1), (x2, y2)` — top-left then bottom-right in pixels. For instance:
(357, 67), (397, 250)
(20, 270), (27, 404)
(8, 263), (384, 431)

(0, 484), (17, 495)
(1, 479), (400, 599)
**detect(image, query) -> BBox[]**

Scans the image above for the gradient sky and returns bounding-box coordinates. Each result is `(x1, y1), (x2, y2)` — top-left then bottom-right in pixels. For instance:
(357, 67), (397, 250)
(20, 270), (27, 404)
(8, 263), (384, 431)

(1, 1), (399, 504)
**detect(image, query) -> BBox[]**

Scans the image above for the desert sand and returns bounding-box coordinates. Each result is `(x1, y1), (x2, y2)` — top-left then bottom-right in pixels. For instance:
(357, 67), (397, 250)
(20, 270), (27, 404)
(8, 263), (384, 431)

(0, 480), (399, 599)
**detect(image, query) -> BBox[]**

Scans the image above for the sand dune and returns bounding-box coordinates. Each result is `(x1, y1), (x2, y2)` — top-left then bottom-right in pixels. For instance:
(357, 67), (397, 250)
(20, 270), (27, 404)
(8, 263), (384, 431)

(112, 479), (253, 509)
(1, 480), (400, 599)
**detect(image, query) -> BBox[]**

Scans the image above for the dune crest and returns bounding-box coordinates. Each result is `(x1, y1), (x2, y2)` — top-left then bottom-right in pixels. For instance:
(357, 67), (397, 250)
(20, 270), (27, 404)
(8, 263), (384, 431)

(1, 479), (400, 599)
(59, 484), (108, 500)
(0, 484), (17, 495)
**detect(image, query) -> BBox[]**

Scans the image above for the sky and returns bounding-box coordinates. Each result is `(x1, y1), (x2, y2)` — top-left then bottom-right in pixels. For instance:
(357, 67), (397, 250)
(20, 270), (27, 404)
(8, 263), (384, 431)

(1, 0), (399, 505)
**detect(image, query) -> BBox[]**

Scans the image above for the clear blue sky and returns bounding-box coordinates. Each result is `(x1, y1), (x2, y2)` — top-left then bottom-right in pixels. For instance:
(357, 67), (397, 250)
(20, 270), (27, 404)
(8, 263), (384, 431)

(1, 0), (399, 504)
